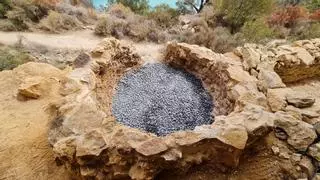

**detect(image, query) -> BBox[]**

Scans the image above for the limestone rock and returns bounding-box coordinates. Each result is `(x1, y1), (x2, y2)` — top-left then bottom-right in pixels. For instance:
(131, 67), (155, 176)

(267, 88), (293, 112)
(274, 112), (317, 151)
(314, 121), (320, 135)
(76, 129), (107, 157)
(135, 138), (168, 156)
(213, 104), (273, 145)
(195, 123), (248, 150)
(18, 77), (43, 99)
(286, 93), (315, 108)
(227, 65), (257, 83)
(258, 69), (286, 91)
(241, 46), (261, 70)
(299, 156), (315, 179)
(295, 47), (315, 66)
(307, 143), (320, 161)
(231, 81), (268, 110)
(73, 52), (91, 68)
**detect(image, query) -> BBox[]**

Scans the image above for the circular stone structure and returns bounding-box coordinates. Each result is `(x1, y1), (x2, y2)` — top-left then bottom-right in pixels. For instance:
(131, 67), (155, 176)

(112, 63), (214, 136)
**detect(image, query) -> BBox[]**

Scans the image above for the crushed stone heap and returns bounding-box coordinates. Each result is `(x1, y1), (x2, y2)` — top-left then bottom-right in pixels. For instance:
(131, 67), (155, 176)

(112, 63), (213, 136)
(47, 37), (320, 180)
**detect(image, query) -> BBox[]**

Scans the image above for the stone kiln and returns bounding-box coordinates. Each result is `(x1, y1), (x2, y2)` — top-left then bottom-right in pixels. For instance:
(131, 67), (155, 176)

(49, 38), (320, 179)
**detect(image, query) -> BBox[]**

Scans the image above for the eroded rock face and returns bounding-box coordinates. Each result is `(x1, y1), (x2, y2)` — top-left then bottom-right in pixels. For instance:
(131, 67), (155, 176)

(48, 38), (320, 180)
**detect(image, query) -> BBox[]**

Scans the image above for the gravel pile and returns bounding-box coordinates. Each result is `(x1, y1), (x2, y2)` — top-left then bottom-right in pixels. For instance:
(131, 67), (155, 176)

(112, 63), (214, 136)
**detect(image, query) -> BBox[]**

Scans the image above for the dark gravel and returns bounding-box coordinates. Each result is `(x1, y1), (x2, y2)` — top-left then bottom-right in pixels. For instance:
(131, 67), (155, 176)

(112, 63), (214, 136)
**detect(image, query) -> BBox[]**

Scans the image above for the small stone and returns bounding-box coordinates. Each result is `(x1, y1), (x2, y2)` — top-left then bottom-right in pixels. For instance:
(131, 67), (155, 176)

(279, 151), (290, 159)
(299, 156), (315, 179)
(73, 52), (91, 68)
(18, 77), (43, 99)
(271, 146), (280, 155)
(291, 153), (302, 164)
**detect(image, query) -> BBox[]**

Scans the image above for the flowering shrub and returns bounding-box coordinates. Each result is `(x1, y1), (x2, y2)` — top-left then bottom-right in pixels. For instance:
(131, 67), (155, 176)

(268, 5), (307, 27)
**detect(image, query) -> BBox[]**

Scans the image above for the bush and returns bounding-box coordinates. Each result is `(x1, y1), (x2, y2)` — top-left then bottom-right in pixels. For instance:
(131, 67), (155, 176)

(107, 0), (149, 15)
(305, 0), (320, 11)
(4, 0), (49, 30)
(241, 18), (274, 43)
(107, 3), (133, 19)
(55, 2), (95, 24)
(199, 5), (216, 27)
(268, 5), (307, 28)
(214, 0), (274, 32)
(211, 27), (238, 53)
(147, 4), (179, 28)
(39, 10), (81, 32)
(310, 9), (320, 21)
(291, 22), (320, 40)
(94, 15), (128, 37)
(0, 19), (16, 31)
(0, 0), (11, 18)
(127, 16), (161, 42)
(178, 18), (237, 53)
(6, 6), (30, 30)
(0, 46), (33, 71)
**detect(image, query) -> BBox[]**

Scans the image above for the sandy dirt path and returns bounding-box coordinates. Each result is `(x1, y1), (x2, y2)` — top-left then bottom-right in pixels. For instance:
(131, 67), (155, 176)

(0, 30), (165, 62)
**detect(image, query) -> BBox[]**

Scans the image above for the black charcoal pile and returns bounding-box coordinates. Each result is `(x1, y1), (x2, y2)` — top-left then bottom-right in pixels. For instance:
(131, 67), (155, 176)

(112, 63), (214, 136)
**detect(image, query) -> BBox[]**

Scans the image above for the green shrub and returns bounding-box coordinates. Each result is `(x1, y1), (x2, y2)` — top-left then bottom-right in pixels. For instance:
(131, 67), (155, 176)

(10, 0), (48, 22)
(6, 6), (30, 30)
(0, 46), (33, 71)
(241, 18), (274, 43)
(147, 4), (179, 28)
(0, 0), (11, 18)
(4, 0), (49, 31)
(39, 10), (81, 33)
(305, 0), (320, 11)
(214, 0), (274, 32)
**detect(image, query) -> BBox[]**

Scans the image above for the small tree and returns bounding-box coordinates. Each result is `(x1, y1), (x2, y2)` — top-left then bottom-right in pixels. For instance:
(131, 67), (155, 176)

(148, 4), (179, 28)
(241, 18), (274, 42)
(214, 0), (275, 33)
(107, 0), (149, 14)
(176, 0), (210, 13)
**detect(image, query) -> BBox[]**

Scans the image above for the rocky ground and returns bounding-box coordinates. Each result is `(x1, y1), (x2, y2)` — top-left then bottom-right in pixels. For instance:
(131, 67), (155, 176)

(1, 37), (320, 179)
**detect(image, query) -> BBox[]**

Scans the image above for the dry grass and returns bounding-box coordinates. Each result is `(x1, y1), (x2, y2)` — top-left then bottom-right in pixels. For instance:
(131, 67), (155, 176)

(0, 19), (16, 31)
(39, 10), (81, 33)
(95, 4), (166, 43)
